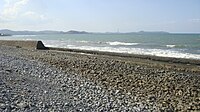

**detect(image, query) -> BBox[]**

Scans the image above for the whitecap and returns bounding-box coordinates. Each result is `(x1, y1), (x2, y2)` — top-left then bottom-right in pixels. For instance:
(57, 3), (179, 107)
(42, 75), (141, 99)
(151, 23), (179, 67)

(107, 41), (139, 46)
(166, 45), (176, 48)
(13, 35), (37, 37)
(78, 40), (90, 43)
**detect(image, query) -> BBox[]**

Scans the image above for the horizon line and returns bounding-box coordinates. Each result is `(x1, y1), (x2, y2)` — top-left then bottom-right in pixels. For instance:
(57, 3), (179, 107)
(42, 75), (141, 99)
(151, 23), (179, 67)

(0, 29), (200, 34)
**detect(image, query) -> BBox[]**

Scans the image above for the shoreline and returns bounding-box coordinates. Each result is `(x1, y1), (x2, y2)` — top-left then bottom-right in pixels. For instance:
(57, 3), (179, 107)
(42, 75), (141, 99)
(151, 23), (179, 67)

(0, 40), (199, 64)
(48, 47), (200, 66)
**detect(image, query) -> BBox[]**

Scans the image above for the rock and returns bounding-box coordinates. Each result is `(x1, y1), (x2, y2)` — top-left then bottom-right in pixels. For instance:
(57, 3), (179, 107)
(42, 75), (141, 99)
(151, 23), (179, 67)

(5, 69), (12, 73)
(0, 103), (6, 109)
(17, 102), (28, 108)
(148, 96), (156, 102)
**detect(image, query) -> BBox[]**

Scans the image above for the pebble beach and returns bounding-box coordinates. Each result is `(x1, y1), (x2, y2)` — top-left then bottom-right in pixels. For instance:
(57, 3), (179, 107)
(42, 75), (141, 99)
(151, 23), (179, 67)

(0, 46), (200, 112)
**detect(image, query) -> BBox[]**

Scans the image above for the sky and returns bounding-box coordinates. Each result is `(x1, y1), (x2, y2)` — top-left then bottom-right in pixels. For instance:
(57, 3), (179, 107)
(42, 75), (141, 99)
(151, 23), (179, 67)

(0, 0), (200, 33)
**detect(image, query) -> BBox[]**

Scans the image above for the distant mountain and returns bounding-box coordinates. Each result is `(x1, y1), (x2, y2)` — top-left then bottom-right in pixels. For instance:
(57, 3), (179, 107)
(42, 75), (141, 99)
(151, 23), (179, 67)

(65, 30), (90, 34)
(38, 30), (65, 34)
(100, 31), (170, 34)
(136, 31), (170, 34)
(0, 29), (90, 35)
(0, 29), (65, 35)
(0, 29), (37, 35)
(0, 29), (171, 35)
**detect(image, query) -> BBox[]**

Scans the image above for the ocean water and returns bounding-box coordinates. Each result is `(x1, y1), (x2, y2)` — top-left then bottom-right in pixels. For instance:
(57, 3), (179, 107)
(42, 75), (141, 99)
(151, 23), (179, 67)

(1, 33), (200, 59)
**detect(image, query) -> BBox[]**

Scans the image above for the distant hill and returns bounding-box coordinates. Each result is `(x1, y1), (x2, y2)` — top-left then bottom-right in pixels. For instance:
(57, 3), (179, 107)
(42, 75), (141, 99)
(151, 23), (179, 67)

(136, 31), (170, 34)
(0, 29), (90, 35)
(65, 30), (90, 34)
(0, 29), (171, 35)
(38, 30), (65, 34)
(0, 29), (65, 35)
(0, 29), (36, 35)
(102, 31), (170, 34)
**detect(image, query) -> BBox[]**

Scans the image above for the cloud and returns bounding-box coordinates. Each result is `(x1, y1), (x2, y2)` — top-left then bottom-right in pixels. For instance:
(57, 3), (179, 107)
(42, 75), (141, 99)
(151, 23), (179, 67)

(189, 19), (200, 23)
(1, 0), (29, 20)
(23, 11), (46, 21)
(0, 0), (47, 24)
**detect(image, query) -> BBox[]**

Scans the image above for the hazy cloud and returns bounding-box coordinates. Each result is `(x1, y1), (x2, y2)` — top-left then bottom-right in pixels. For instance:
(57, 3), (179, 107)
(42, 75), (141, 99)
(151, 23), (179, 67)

(189, 19), (200, 23)
(23, 11), (46, 21)
(0, 0), (48, 31)
(1, 0), (29, 20)
(0, 0), (47, 27)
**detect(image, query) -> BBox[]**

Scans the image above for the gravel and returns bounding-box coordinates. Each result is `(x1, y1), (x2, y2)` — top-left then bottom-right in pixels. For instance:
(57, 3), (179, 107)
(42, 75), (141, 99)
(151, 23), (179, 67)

(0, 49), (150, 112)
(0, 46), (199, 111)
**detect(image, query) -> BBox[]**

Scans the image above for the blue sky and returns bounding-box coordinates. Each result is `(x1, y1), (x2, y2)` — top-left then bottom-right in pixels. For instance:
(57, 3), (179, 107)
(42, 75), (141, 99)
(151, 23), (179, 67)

(0, 0), (200, 33)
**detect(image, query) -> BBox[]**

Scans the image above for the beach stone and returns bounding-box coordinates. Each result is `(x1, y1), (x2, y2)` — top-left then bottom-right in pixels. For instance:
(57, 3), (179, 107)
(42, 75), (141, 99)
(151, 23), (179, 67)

(0, 103), (6, 109)
(17, 102), (28, 108)
(148, 95), (157, 102)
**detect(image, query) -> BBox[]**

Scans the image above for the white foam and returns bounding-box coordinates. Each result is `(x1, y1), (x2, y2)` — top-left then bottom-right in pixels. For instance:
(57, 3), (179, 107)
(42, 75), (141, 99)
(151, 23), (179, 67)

(42, 40), (200, 60)
(13, 35), (37, 37)
(65, 46), (200, 59)
(43, 40), (72, 48)
(78, 40), (90, 43)
(166, 45), (176, 48)
(107, 41), (139, 46)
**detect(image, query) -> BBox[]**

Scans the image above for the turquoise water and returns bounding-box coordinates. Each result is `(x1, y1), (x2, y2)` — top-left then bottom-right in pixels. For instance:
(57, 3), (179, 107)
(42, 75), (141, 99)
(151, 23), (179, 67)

(1, 33), (200, 59)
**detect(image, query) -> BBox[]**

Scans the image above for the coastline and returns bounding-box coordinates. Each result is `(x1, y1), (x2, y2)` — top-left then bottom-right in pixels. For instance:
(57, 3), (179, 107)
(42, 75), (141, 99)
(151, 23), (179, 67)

(49, 47), (200, 65)
(0, 44), (200, 111)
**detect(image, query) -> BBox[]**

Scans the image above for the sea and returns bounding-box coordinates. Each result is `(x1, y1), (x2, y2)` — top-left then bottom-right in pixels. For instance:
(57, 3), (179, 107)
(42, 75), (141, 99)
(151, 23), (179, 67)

(1, 33), (200, 60)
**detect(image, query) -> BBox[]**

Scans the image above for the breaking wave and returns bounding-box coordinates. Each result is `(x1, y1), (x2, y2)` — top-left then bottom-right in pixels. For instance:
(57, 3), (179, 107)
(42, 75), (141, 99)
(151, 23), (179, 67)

(107, 41), (140, 46)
